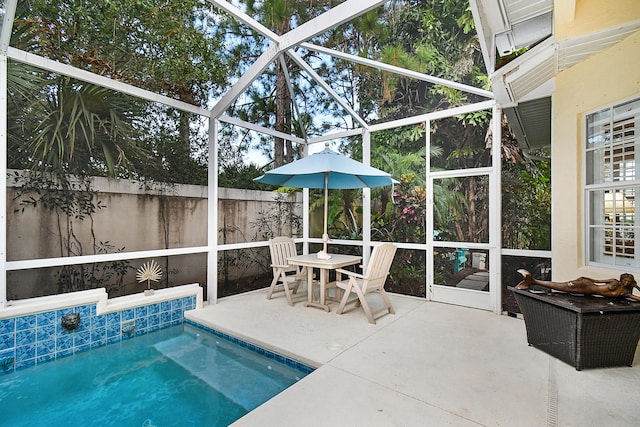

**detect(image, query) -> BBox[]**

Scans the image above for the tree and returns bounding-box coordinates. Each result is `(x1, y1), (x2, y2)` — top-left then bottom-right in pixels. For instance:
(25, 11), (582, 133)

(6, 0), (232, 296)
(374, 1), (492, 245)
(10, 0), (228, 182)
(30, 77), (148, 176)
(221, 0), (340, 166)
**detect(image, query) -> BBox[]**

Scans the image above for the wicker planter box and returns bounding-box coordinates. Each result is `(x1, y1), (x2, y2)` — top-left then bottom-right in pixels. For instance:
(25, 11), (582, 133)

(510, 287), (640, 370)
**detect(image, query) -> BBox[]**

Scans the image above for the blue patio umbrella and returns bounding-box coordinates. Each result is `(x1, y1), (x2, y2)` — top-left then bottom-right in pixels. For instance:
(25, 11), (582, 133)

(254, 144), (395, 258)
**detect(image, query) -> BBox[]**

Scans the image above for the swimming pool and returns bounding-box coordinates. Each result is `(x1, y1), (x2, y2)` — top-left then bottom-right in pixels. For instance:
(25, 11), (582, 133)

(0, 322), (312, 426)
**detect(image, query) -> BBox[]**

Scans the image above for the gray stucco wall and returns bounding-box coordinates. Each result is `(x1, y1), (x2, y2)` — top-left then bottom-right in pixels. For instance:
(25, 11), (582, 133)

(6, 171), (302, 300)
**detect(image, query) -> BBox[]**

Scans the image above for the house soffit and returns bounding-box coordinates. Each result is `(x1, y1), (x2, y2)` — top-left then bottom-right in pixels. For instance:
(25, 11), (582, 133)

(472, 0), (640, 149)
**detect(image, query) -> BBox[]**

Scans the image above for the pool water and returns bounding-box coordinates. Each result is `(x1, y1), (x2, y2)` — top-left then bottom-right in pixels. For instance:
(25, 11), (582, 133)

(0, 323), (309, 426)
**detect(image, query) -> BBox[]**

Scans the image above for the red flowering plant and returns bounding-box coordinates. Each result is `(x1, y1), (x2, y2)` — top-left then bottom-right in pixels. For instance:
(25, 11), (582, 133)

(387, 173), (427, 243)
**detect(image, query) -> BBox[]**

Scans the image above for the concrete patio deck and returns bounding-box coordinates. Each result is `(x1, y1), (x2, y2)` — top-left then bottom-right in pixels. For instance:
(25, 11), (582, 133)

(186, 288), (640, 426)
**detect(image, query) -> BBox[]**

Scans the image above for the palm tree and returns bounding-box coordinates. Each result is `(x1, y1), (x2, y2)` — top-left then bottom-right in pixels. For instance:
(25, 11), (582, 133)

(27, 77), (147, 176)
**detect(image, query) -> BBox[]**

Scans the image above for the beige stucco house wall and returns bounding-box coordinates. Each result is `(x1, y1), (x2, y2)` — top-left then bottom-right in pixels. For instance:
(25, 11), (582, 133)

(552, 6), (640, 279)
(555, 0), (639, 41)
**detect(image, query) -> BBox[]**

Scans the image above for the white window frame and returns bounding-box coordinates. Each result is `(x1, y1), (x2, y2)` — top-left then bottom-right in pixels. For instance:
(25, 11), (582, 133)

(584, 95), (640, 271)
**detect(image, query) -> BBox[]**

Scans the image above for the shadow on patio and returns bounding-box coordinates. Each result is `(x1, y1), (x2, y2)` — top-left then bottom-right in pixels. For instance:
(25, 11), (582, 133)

(186, 287), (640, 426)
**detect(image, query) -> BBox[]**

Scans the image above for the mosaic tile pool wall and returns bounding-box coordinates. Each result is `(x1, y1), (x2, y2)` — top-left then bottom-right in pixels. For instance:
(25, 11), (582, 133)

(184, 319), (315, 376)
(0, 296), (197, 374)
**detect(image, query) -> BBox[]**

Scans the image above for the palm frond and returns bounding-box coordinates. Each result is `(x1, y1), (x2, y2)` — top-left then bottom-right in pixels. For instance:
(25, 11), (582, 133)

(136, 260), (162, 284)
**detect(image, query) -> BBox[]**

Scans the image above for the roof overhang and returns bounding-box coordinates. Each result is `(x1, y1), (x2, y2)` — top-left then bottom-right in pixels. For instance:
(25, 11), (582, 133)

(470, 0), (640, 149)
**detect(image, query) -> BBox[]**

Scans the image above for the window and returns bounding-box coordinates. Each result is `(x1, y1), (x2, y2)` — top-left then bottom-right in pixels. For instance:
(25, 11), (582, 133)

(585, 97), (640, 268)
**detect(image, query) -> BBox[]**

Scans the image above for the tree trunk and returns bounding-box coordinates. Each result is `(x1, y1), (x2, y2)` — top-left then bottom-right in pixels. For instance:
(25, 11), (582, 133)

(274, 59), (291, 166)
(467, 176), (476, 241)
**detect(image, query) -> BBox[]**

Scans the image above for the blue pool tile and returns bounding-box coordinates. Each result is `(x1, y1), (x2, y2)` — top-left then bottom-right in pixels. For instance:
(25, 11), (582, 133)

(160, 312), (171, 325)
(70, 314), (88, 332)
(36, 340), (55, 357)
(57, 347), (73, 359)
(91, 338), (106, 349)
(122, 308), (135, 322)
(0, 361), (15, 373)
(37, 325), (55, 342)
(0, 333), (15, 350)
(0, 347), (14, 359)
(136, 317), (148, 330)
(74, 331), (91, 347)
(16, 315), (37, 331)
(36, 312), (55, 327)
(148, 314), (160, 327)
(91, 327), (106, 343)
(107, 312), (121, 325)
(0, 348), (15, 373)
(56, 323), (74, 335)
(148, 303), (160, 315)
(15, 358), (36, 370)
(107, 323), (121, 338)
(56, 335), (73, 352)
(56, 308), (73, 320)
(15, 344), (35, 362)
(1, 295), (194, 371)
(78, 305), (91, 318)
(106, 335), (120, 345)
(74, 343), (90, 354)
(135, 306), (148, 318)
(36, 353), (55, 364)
(92, 315), (106, 328)
(0, 319), (14, 335)
(16, 329), (36, 347)
(160, 301), (171, 313)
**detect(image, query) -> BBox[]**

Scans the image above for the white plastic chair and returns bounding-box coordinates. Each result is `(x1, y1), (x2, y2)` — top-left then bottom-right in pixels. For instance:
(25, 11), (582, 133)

(267, 237), (306, 306)
(335, 243), (397, 324)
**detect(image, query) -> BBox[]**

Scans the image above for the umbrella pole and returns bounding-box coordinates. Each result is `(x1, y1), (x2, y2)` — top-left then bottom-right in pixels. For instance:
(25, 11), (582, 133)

(317, 172), (331, 259)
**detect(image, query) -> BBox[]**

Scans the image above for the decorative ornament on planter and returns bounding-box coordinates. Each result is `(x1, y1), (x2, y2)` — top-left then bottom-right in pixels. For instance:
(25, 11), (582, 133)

(137, 260), (162, 296)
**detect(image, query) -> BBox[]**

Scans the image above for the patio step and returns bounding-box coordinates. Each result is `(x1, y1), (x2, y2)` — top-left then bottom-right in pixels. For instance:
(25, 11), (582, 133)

(456, 271), (489, 291)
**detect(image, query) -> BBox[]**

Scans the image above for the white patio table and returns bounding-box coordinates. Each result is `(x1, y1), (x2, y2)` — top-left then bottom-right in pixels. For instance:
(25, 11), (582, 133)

(288, 253), (361, 312)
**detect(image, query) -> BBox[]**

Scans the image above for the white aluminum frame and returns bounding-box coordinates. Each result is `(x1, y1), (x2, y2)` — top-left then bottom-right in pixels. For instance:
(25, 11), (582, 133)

(0, 0), (499, 310)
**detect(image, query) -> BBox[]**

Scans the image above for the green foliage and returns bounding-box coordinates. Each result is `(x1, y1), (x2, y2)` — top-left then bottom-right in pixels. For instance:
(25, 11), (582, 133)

(28, 77), (148, 176)
(502, 154), (551, 250)
(218, 163), (272, 190)
(14, 0), (226, 104)
(4, 0), (552, 298)
(10, 0), (226, 183)
(251, 193), (303, 241)
(371, 0), (487, 120)
(217, 192), (302, 296)
(386, 249), (427, 297)
(221, 0), (341, 166)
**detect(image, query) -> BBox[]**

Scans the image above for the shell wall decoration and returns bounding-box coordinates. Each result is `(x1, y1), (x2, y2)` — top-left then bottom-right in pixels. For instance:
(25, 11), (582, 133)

(136, 260), (162, 294)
